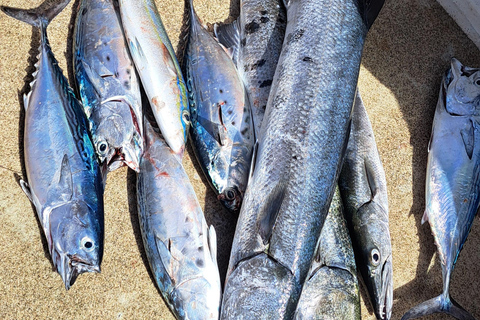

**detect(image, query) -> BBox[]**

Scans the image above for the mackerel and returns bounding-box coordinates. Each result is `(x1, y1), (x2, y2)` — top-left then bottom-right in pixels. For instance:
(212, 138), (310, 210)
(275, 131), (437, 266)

(220, 0), (384, 318)
(118, 0), (189, 156)
(73, 0), (143, 172)
(1, 0), (105, 289)
(338, 91), (393, 320)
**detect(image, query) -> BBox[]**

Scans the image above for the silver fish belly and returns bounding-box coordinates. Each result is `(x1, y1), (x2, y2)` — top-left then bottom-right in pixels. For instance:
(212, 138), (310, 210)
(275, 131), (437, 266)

(338, 91), (393, 320)
(220, 0), (384, 318)
(118, 0), (189, 156)
(73, 0), (143, 172)
(294, 188), (360, 320)
(1, 0), (105, 290)
(214, 0), (287, 137)
(136, 118), (221, 319)
(402, 59), (480, 320)
(183, 0), (255, 213)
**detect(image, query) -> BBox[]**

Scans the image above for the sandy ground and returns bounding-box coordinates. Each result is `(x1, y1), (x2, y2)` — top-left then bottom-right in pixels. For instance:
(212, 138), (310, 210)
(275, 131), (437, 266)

(1, 0), (480, 319)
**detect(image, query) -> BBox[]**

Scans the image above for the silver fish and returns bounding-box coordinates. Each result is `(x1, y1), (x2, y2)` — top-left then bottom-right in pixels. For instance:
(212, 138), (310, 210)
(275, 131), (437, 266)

(402, 59), (480, 320)
(220, 0), (384, 318)
(183, 0), (255, 212)
(73, 0), (143, 172)
(338, 91), (393, 320)
(214, 0), (287, 137)
(136, 117), (221, 319)
(118, 0), (189, 156)
(1, 0), (105, 289)
(294, 188), (360, 320)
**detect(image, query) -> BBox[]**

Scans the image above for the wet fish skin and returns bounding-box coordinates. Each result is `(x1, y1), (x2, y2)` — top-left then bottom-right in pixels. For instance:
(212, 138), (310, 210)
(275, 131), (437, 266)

(338, 91), (393, 320)
(118, 0), (189, 156)
(402, 59), (480, 320)
(73, 0), (143, 172)
(1, 0), (104, 290)
(214, 0), (287, 137)
(136, 118), (221, 319)
(220, 0), (384, 318)
(294, 188), (360, 320)
(183, 0), (255, 213)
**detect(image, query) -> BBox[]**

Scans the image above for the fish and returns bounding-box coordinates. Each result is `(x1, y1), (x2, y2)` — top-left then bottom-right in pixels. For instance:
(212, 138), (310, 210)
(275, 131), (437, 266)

(214, 0), (287, 137)
(220, 0), (385, 318)
(182, 0), (255, 213)
(1, 0), (105, 289)
(338, 91), (393, 320)
(118, 0), (189, 156)
(294, 187), (361, 320)
(401, 59), (480, 320)
(73, 0), (143, 172)
(136, 116), (221, 319)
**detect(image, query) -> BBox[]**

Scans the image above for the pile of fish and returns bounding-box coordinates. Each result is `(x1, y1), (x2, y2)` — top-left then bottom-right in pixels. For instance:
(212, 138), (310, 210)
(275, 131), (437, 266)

(0, 0), (416, 318)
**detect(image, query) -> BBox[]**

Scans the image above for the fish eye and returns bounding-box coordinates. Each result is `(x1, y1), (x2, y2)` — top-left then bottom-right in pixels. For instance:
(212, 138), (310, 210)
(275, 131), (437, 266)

(370, 248), (381, 266)
(96, 140), (109, 156)
(225, 188), (237, 201)
(81, 237), (95, 252)
(182, 110), (191, 125)
(475, 79), (480, 86)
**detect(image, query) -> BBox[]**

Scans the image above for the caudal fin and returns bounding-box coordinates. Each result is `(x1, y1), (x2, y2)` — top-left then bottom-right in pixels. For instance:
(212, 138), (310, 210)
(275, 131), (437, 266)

(402, 295), (476, 320)
(1, 0), (71, 28)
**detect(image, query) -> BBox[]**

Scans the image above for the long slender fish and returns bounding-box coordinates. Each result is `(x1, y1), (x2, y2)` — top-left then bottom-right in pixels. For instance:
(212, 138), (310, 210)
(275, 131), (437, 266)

(220, 0), (384, 318)
(1, 0), (104, 289)
(118, 0), (189, 156)
(402, 59), (480, 320)
(214, 0), (287, 137)
(183, 0), (255, 212)
(73, 0), (143, 172)
(136, 117), (221, 319)
(338, 91), (393, 320)
(294, 188), (360, 320)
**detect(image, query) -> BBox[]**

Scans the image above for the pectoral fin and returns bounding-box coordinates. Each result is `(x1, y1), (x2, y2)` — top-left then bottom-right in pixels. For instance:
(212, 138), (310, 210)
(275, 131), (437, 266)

(214, 20), (240, 64)
(460, 119), (474, 160)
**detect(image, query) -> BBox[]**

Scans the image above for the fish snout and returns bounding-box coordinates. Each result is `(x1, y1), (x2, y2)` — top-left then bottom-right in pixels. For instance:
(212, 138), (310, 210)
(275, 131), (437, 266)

(376, 255), (393, 320)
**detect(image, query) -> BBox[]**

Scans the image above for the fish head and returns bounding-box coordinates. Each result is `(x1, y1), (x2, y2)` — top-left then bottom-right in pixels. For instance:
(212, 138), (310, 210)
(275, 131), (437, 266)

(48, 200), (103, 289)
(90, 99), (143, 172)
(353, 201), (393, 320)
(445, 58), (480, 115)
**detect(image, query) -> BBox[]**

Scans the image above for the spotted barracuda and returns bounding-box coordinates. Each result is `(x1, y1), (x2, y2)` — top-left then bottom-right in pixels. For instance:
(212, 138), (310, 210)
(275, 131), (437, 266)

(118, 0), (189, 156)
(294, 188), (360, 320)
(73, 0), (143, 172)
(402, 59), (480, 320)
(1, 0), (104, 289)
(136, 117), (221, 319)
(220, 0), (385, 318)
(338, 91), (393, 320)
(214, 0), (287, 138)
(183, 0), (255, 213)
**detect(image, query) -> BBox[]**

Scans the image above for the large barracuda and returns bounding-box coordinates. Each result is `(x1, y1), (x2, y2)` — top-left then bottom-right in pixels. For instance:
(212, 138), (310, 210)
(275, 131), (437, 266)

(402, 59), (480, 320)
(183, 0), (255, 213)
(118, 0), (189, 156)
(73, 0), (143, 172)
(338, 91), (393, 320)
(1, 0), (104, 289)
(220, 0), (385, 318)
(136, 117), (221, 319)
(214, 0), (287, 137)
(294, 188), (360, 320)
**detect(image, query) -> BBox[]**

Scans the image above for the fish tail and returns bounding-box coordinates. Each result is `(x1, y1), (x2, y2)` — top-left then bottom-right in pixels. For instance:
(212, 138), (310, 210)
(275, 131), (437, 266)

(401, 294), (476, 320)
(1, 0), (71, 30)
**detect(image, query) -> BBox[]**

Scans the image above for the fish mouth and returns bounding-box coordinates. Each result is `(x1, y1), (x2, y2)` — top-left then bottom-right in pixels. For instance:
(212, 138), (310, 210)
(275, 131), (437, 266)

(375, 255), (393, 320)
(52, 250), (101, 290)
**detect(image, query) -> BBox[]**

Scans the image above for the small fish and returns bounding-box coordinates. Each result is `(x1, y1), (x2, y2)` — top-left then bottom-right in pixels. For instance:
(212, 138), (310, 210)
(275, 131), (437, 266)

(294, 188), (360, 320)
(183, 0), (255, 212)
(136, 117), (221, 319)
(118, 0), (189, 156)
(73, 0), (143, 172)
(1, 0), (105, 289)
(220, 0), (385, 318)
(214, 0), (287, 138)
(338, 91), (393, 320)
(402, 58), (480, 320)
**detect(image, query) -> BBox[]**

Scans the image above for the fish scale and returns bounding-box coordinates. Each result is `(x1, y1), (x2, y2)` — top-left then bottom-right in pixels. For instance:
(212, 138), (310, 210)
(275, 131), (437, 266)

(221, 0), (384, 318)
